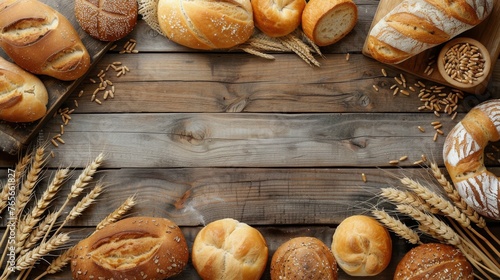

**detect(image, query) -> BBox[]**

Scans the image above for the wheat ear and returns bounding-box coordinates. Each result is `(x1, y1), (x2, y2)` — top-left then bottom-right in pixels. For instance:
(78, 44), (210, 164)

(14, 151), (32, 186)
(33, 246), (74, 280)
(380, 187), (440, 214)
(429, 162), (486, 228)
(20, 212), (58, 255)
(96, 195), (136, 231)
(15, 147), (46, 217)
(0, 181), (10, 214)
(16, 233), (70, 271)
(372, 209), (421, 244)
(396, 204), (461, 246)
(64, 184), (103, 225)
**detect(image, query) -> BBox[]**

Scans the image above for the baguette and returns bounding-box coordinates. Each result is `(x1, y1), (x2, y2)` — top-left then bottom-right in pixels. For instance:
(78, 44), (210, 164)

(0, 0), (91, 80)
(366, 0), (493, 64)
(0, 56), (48, 123)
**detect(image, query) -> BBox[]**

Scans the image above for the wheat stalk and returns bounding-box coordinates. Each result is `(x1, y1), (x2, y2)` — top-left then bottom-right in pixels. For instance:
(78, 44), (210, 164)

(16, 233), (70, 271)
(20, 212), (58, 256)
(96, 195), (136, 231)
(372, 209), (421, 244)
(15, 147), (46, 217)
(396, 204), (461, 246)
(0, 182), (10, 214)
(33, 246), (74, 280)
(63, 184), (103, 225)
(69, 153), (104, 198)
(380, 187), (439, 214)
(429, 162), (486, 228)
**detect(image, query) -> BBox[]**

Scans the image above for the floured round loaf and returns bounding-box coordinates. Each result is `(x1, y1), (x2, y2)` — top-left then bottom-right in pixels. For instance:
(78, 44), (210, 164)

(157, 0), (254, 50)
(71, 216), (189, 280)
(75, 0), (138, 41)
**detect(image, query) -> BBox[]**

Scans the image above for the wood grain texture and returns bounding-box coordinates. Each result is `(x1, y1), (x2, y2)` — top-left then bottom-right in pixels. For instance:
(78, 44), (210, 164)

(0, 0), (112, 155)
(362, 0), (500, 94)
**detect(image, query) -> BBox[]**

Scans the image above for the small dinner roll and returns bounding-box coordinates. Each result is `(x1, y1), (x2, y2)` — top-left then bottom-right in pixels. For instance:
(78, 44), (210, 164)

(394, 243), (473, 279)
(271, 236), (338, 279)
(331, 215), (392, 276)
(191, 218), (268, 280)
(252, 0), (306, 37)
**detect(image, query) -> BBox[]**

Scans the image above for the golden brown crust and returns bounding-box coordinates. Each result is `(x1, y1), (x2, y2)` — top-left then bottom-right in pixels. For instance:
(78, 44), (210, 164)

(271, 236), (338, 280)
(252, 0), (305, 37)
(191, 218), (268, 280)
(386, 12), (449, 44)
(71, 216), (189, 280)
(157, 0), (254, 50)
(366, 36), (412, 64)
(0, 56), (48, 122)
(0, 0), (91, 81)
(331, 215), (392, 276)
(394, 243), (473, 280)
(74, 0), (138, 42)
(302, 0), (357, 46)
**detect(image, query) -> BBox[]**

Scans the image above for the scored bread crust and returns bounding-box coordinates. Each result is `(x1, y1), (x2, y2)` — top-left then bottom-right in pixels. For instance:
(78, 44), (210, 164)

(0, 56), (48, 123)
(301, 0), (357, 46)
(443, 99), (500, 220)
(71, 216), (189, 280)
(0, 0), (91, 81)
(394, 243), (473, 280)
(252, 0), (306, 37)
(331, 215), (392, 276)
(191, 218), (268, 280)
(270, 236), (338, 280)
(366, 0), (493, 64)
(157, 0), (254, 50)
(74, 0), (138, 42)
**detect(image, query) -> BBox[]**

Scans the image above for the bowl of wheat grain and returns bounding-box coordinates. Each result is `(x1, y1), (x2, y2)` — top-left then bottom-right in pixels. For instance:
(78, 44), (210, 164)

(437, 37), (491, 90)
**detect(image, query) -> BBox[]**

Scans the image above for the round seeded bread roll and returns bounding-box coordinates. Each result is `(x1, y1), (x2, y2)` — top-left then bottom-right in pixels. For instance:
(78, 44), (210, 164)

(191, 218), (268, 280)
(331, 215), (392, 276)
(71, 217), (189, 280)
(301, 0), (357, 46)
(271, 236), (338, 279)
(394, 243), (473, 279)
(157, 0), (254, 50)
(0, 56), (48, 123)
(75, 0), (138, 41)
(252, 0), (306, 37)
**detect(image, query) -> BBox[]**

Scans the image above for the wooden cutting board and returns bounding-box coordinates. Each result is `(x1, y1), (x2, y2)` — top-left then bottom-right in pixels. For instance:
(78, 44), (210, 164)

(0, 0), (112, 155)
(362, 0), (500, 95)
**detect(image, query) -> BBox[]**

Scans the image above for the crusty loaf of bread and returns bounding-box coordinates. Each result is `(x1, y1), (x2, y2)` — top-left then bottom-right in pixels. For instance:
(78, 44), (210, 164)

(271, 236), (338, 280)
(191, 218), (268, 280)
(331, 215), (392, 276)
(302, 0), (357, 46)
(252, 0), (305, 37)
(0, 0), (91, 81)
(366, 0), (493, 64)
(0, 56), (48, 123)
(394, 243), (473, 279)
(71, 216), (189, 280)
(75, 0), (138, 41)
(157, 0), (254, 50)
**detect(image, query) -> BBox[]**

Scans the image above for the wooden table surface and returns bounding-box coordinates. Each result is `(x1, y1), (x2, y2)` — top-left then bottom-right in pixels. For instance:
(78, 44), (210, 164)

(1, 0), (500, 279)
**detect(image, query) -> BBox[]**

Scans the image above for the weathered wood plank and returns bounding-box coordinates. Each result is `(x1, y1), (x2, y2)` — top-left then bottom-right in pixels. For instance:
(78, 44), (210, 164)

(7, 112), (465, 168)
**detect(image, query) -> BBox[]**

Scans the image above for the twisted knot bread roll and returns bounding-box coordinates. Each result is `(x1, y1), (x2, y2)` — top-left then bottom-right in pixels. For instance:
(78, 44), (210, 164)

(331, 215), (392, 276)
(271, 236), (338, 280)
(366, 0), (493, 64)
(0, 0), (91, 80)
(71, 217), (189, 280)
(191, 218), (268, 280)
(0, 56), (48, 122)
(443, 99), (500, 220)
(157, 0), (254, 50)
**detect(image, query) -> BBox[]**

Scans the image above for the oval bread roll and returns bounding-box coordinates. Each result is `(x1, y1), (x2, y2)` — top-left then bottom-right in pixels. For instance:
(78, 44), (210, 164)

(331, 215), (392, 276)
(157, 0), (254, 50)
(71, 217), (189, 280)
(271, 236), (338, 280)
(191, 218), (268, 280)
(302, 0), (357, 46)
(75, 0), (138, 42)
(0, 56), (48, 123)
(0, 0), (91, 81)
(252, 0), (306, 37)
(394, 243), (473, 279)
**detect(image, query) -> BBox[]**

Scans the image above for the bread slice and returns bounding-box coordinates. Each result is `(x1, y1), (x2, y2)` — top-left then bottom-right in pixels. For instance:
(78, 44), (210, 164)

(302, 0), (357, 46)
